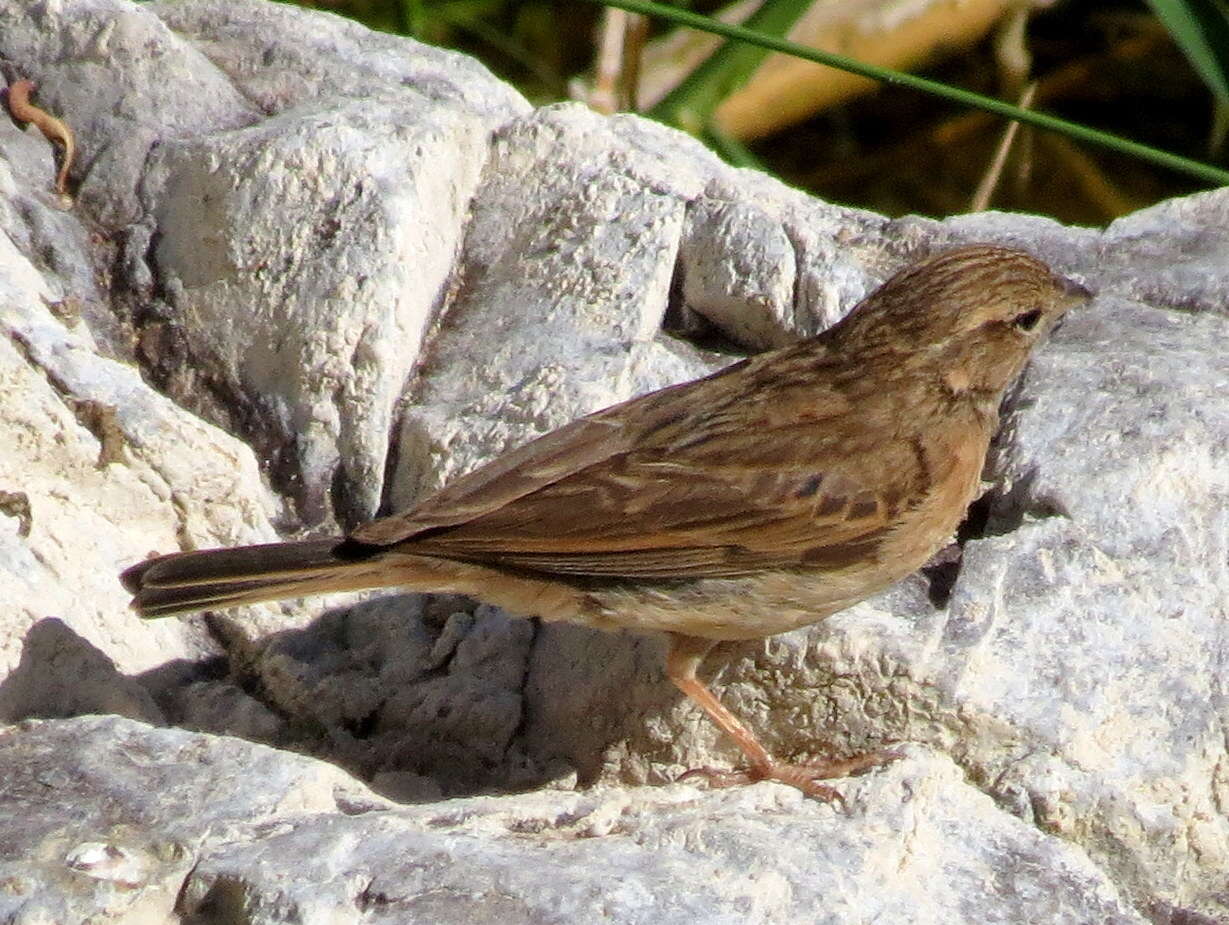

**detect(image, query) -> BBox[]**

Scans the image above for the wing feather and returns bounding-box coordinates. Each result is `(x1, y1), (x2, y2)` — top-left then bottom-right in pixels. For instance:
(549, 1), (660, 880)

(353, 342), (926, 580)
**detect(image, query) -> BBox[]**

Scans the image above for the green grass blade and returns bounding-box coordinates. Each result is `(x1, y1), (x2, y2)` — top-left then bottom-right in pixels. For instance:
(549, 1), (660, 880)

(583, 0), (1229, 186)
(649, 0), (812, 133)
(1146, 0), (1229, 102)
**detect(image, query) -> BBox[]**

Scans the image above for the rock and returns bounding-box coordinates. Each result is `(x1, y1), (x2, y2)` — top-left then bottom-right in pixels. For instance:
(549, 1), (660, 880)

(678, 198), (799, 349)
(0, 618), (164, 725)
(1, 0), (1226, 920)
(389, 105), (713, 510)
(0, 716), (391, 924)
(4, 0), (530, 528)
(0, 147), (280, 684)
(387, 104), (896, 512)
(0, 0), (259, 227)
(168, 678), (287, 746)
(143, 92), (501, 525)
(0, 716), (1143, 924)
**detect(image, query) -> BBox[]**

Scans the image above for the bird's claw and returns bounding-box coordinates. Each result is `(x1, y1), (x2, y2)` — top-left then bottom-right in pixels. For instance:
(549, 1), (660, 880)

(796, 745), (906, 779)
(677, 746), (905, 808)
(678, 762), (846, 807)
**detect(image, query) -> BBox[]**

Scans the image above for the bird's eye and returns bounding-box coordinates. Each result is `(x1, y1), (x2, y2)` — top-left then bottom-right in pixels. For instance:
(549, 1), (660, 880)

(1012, 308), (1043, 331)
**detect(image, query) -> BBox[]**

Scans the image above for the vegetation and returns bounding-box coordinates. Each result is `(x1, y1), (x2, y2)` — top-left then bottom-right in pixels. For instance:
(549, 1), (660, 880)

(279, 0), (1229, 224)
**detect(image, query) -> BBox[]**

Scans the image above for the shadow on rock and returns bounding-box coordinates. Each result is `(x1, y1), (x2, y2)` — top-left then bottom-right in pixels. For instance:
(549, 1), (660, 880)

(0, 618), (165, 725)
(121, 593), (671, 803)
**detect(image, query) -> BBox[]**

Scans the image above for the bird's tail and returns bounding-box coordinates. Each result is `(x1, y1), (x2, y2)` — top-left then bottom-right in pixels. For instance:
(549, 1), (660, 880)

(120, 538), (394, 618)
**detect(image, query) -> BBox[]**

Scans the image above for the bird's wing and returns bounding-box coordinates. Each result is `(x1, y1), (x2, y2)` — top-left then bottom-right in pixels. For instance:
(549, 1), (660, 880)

(351, 362), (748, 545)
(404, 450), (913, 578)
(352, 346), (925, 579)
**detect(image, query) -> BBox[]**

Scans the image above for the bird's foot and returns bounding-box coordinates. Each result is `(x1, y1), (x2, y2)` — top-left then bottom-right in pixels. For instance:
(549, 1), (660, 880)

(796, 746), (905, 779)
(678, 746), (904, 807)
(679, 762), (846, 805)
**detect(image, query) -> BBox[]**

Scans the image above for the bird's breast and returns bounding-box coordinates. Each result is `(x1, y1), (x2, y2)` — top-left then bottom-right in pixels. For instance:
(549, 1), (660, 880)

(880, 421), (990, 577)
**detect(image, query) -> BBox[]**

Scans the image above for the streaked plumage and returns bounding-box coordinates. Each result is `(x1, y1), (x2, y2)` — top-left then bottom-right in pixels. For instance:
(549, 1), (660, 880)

(122, 244), (1089, 799)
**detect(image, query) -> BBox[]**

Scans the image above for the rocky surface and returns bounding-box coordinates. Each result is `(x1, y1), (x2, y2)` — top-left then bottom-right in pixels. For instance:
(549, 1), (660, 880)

(1, 0), (1227, 922)
(1, 716), (1145, 925)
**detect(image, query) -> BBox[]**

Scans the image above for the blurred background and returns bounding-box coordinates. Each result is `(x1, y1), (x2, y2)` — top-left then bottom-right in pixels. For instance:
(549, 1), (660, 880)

(278, 0), (1228, 226)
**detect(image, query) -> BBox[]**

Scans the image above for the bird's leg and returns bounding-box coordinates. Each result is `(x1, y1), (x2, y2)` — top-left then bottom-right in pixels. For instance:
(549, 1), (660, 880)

(665, 633), (897, 804)
(666, 634), (775, 767)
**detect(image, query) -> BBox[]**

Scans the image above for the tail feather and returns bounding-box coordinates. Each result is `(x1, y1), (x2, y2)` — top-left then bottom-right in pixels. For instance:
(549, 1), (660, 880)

(122, 538), (391, 618)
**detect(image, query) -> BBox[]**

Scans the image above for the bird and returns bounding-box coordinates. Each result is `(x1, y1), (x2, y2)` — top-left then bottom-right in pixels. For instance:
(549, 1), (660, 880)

(122, 244), (1090, 801)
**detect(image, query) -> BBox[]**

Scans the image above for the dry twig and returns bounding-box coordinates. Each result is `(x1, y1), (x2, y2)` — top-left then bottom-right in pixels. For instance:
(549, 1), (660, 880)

(970, 82), (1036, 212)
(5, 78), (75, 201)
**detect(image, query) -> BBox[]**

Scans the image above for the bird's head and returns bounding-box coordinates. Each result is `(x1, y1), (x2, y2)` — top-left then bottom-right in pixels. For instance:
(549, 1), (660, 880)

(836, 244), (1091, 403)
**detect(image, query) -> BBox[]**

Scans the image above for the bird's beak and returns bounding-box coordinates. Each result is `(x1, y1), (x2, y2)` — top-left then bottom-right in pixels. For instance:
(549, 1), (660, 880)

(1059, 275), (1094, 309)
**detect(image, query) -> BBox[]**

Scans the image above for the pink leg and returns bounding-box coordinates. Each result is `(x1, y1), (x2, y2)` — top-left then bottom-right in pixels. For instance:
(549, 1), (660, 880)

(666, 633), (899, 804)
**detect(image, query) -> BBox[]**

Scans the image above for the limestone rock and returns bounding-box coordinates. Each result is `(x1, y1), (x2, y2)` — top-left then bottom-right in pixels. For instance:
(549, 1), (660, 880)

(0, 716), (1143, 925)
(1, 0), (1226, 921)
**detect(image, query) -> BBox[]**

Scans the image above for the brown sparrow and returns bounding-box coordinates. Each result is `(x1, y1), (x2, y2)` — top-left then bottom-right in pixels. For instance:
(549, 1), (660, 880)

(122, 244), (1090, 800)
